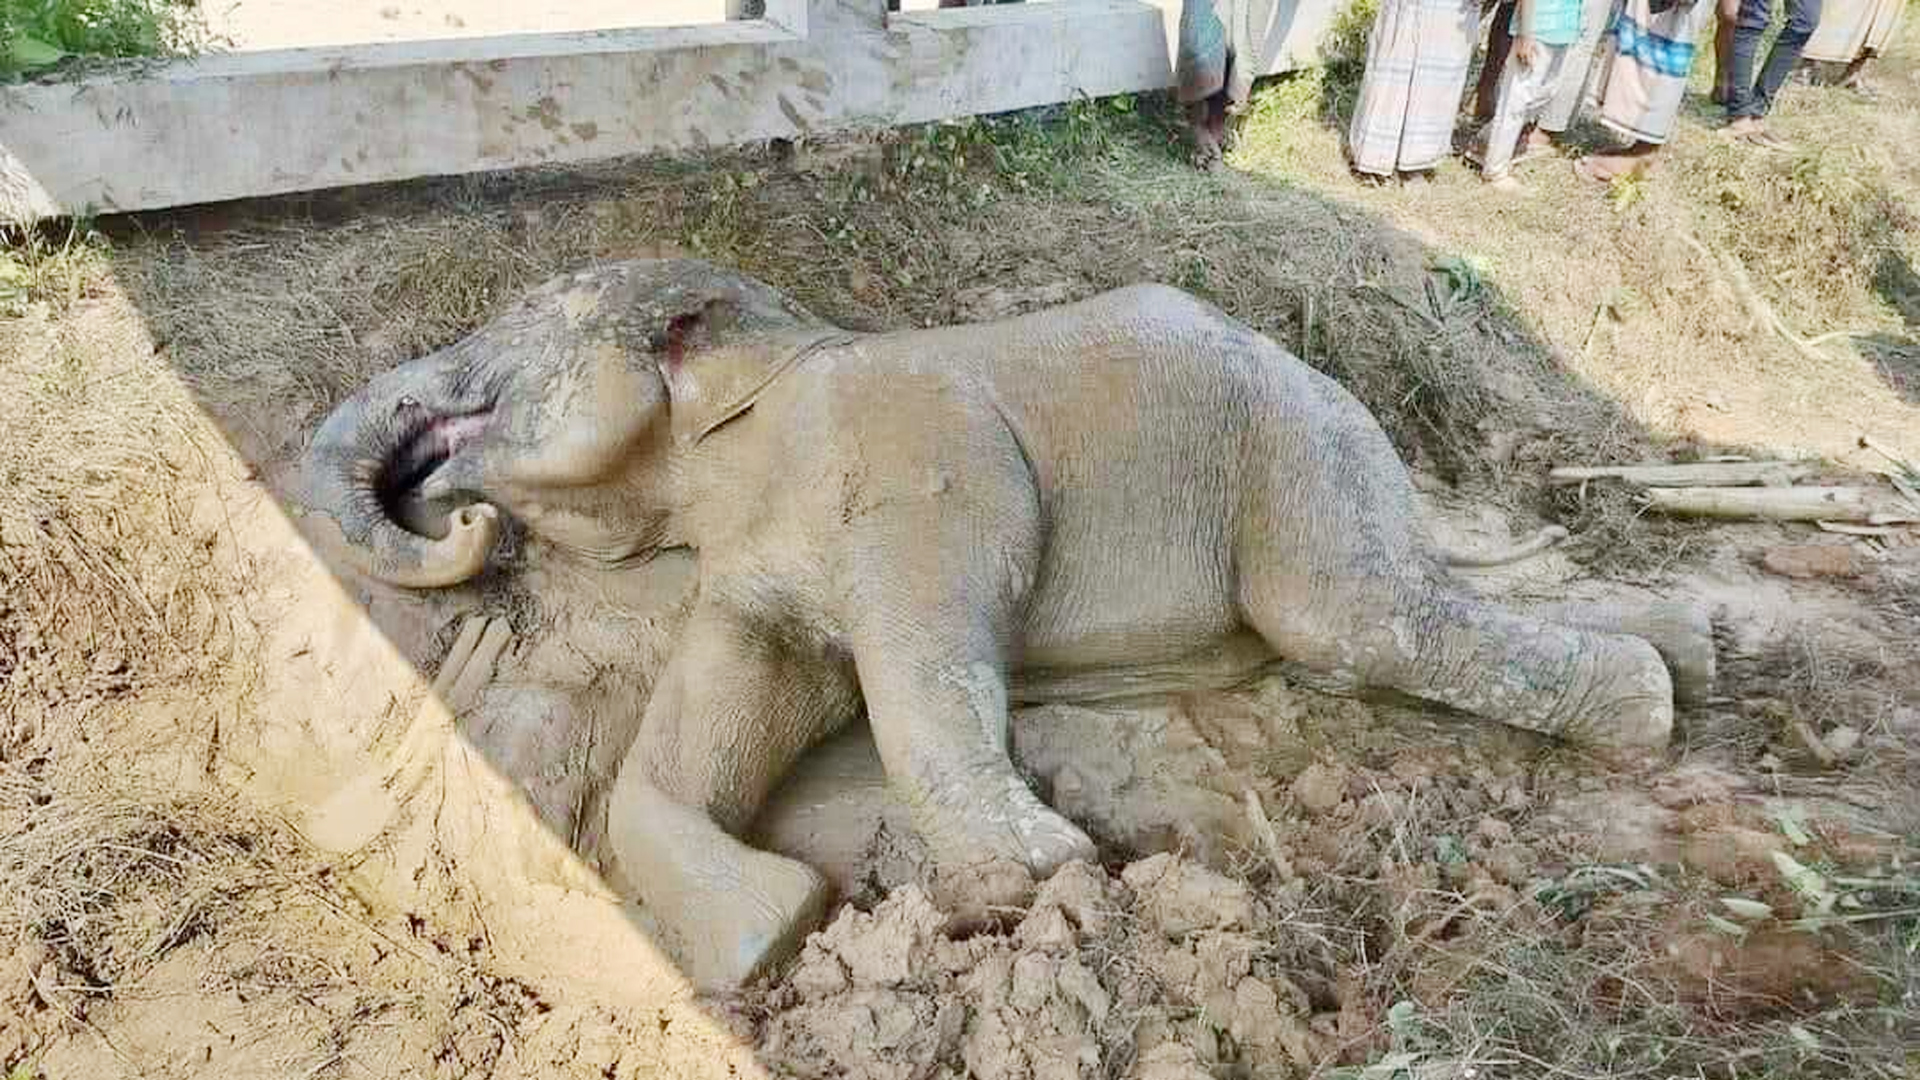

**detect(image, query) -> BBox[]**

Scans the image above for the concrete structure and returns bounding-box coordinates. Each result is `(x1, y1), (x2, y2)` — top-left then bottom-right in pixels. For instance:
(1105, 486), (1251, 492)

(0, 0), (1340, 223)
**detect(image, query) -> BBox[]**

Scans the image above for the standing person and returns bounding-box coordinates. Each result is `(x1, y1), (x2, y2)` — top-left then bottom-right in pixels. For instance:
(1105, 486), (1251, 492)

(1346, 0), (1483, 181)
(1479, 0), (1617, 162)
(1719, 0), (1824, 148)
(1474, 0), (1585, 190)
(1176, 0), (1286, 169)
(1573, 0), (1715, 182)
(1473, 0), (1520, 124)
(1711, 0), (1741, 104)
(1800, 0), (1904, 93)
(1533, 0), (1623, 142)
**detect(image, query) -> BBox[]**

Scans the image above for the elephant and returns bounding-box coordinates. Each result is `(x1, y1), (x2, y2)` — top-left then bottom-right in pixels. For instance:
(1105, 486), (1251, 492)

(292, 258), (1709, 991)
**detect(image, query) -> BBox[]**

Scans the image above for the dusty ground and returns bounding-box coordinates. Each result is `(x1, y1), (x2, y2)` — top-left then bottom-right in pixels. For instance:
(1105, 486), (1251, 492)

(3, 15), (1920, 1080)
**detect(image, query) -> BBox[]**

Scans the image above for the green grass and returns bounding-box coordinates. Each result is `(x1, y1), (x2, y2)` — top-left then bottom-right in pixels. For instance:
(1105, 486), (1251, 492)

(0, 0), (204, 80)
(0, 220), (112, 315)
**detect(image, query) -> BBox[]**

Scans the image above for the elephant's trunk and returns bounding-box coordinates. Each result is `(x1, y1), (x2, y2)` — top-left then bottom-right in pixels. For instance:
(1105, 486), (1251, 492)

(294, 369), (502, 589)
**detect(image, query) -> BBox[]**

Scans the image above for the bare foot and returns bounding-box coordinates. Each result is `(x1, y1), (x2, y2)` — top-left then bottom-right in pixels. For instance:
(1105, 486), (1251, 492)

(1486, 173), (1527, 194)
(1512, 129), (1554, 167)
(1723, 117), (1793, 151)
(1574, 155), (1638, 183)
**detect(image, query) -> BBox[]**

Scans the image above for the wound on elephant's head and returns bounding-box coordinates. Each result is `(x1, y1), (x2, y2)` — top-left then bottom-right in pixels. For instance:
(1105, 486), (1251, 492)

(663, 299), (736, 376)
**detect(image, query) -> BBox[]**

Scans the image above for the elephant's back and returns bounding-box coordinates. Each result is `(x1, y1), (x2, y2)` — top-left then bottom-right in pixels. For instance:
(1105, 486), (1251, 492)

(945, 286), (1274, 668)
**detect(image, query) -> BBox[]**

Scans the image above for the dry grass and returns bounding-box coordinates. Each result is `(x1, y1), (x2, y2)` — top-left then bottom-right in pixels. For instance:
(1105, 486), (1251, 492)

(0, 227), (228, 745)
(0, 764), (302, 993)
(1246, 753), (1920, 1080)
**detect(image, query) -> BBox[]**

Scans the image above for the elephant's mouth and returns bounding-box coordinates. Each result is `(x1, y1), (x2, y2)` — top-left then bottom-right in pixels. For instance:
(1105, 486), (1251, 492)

(377, 406), (495, 535)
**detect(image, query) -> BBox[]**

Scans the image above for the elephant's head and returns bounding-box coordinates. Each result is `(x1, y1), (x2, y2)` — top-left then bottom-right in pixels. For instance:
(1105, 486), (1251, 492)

(291, 258), (844, 588)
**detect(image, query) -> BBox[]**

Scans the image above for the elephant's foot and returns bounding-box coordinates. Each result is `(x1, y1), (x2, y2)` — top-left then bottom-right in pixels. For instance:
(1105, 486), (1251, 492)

(605, 777), (830, 992)
(669, 845), (830, 993)
(1526, 598), (1716, 706)
(908, 763), (1097, 878)
(1555, 635), (1675, 749)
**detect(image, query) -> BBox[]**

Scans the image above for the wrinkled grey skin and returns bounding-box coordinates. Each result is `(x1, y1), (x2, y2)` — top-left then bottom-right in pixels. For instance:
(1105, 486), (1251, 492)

(295, 259), (1703, 991)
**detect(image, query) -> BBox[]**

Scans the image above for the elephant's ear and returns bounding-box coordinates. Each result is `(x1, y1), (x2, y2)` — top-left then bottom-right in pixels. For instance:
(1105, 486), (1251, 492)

(655, 295), (845, 447)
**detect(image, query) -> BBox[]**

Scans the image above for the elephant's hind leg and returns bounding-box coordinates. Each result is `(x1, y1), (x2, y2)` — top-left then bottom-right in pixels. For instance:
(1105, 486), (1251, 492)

(603, 599), (860, 991)
(1239, 570), (1675, 748)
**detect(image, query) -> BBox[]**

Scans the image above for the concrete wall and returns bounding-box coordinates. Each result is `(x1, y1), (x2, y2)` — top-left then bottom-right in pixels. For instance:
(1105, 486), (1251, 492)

(0, 0), (1337, 223)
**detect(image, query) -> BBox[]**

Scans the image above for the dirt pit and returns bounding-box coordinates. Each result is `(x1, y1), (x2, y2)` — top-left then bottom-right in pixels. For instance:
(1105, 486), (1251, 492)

(4, 120), (1920, 1078)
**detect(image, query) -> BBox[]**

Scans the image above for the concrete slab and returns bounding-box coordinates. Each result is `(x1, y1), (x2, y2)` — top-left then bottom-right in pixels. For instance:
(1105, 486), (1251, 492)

(203, 0), (733, 52)
(0, 0), (1340, 223)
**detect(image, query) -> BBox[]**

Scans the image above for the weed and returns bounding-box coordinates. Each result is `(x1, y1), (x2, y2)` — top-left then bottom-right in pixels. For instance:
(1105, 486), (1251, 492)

(0, 0), (206, 80)
(0, 219), (112, 315)
(1321, 0), (1380, 82)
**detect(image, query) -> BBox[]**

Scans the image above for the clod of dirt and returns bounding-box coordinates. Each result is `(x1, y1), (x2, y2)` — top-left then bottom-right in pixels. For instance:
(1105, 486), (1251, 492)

(805, 886), (950, 990)
(1131, 1042), (1215, 1080)
(1761, 543), (1867, 579)
(1289, 762), (1349, 815)
(1473, 815), (1514, 843)
(1120, 854), (1254, 937)
(1015, 904), (1078, 954)
(932, 857), (1038, 937)
(1031, 860), (1115, 937)
(1656, 928), (1885, 1020)
(748, 855), (1333, 1080)
(1680, 825), (1786, 887)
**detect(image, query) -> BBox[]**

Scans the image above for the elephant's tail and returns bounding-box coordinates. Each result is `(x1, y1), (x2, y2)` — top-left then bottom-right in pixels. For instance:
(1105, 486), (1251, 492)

(1439, 525), (1569, 568)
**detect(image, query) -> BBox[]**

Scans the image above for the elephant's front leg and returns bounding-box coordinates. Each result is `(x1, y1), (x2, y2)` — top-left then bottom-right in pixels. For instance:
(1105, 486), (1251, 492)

(602, 599), (858, 991)
(841, 503), (1096, 881)
(852, 625), (1097, 878)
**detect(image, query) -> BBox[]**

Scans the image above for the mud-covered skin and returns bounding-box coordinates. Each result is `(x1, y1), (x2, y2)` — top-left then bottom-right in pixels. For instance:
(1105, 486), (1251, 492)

(297, 258), (1704, 990)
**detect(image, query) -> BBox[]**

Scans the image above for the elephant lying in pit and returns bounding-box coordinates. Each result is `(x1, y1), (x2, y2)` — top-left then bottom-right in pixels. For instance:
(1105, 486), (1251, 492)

(293, 258), (1712, 991)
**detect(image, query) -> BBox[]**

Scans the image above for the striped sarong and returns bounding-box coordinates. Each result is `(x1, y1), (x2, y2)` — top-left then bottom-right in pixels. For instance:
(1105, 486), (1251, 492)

(1538, 0), (1624, 132)
(1584, 0), (1715, 144)
(1801, 0), (1904, 61)
(1176, 0), (1288, 109)
(1346, 0), (1481, 175)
